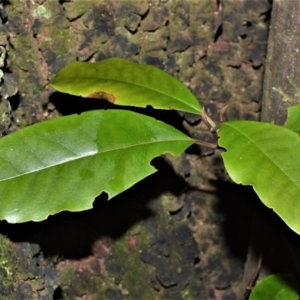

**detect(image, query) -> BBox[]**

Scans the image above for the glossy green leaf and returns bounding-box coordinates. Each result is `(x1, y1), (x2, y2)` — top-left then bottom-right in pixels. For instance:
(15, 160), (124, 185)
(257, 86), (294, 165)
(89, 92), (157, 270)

(249, 273), (298, 300)
(0, 110), (193, 223)
(49, 58), (201, 114)
(284, 103), (300, 135)
(218, 121), (300, 234)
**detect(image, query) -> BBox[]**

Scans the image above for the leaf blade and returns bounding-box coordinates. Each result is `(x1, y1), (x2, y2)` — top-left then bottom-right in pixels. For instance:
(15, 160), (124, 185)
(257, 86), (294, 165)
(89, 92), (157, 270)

(0, 110), (193, 223)
(284, 103), (300, 135)
(49, 58), (201, 114)
(249, 273), (298, 300)
(218, 121), (300, 234)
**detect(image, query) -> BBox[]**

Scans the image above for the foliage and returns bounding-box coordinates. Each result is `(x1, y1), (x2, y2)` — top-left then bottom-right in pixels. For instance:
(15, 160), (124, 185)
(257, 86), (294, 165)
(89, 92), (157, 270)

(0, 57), (299, 240)
(218, 115), (300, 234)
(50, 58), (201, 114)
(249, 273), (299, 300)
(0, 109), (193, 223)
(0, 58), (202, 223)
(0, 56), (299, 298)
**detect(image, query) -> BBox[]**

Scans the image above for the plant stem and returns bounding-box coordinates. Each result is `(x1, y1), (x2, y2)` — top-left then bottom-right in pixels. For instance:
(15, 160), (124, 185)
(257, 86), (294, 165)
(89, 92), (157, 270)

(201, 108), (218, 132)
(193, 139), (217, 149)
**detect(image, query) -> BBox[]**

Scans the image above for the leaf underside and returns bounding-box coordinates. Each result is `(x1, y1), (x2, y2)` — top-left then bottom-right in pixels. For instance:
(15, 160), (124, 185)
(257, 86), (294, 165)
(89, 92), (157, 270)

(49, 58), (202, 114)
(0, 110), (193, 223)
(218, 120), (300, 234)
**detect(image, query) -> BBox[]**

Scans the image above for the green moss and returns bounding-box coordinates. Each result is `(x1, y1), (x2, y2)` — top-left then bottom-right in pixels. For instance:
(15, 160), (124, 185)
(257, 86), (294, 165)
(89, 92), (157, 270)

(106, 230), (156, 300)
(181, 287), (192, 300)
(60, 266), (75, 285)
(72, 275), (89, 296)
(0, 235), (17, 296)
(87, 277), (106, 298)
(64, 0), (91, 20)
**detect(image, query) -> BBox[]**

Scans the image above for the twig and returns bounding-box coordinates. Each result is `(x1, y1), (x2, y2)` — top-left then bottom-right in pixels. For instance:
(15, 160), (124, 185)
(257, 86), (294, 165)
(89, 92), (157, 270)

(201, 108), (218, 132)
(219, 105), (228, 122)
(241, 255), (263, 300)
(193, 139), (218, 149)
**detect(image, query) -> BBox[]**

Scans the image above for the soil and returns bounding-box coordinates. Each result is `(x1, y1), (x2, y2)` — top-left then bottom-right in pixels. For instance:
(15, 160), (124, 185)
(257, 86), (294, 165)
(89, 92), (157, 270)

(0, 0), (287, 299)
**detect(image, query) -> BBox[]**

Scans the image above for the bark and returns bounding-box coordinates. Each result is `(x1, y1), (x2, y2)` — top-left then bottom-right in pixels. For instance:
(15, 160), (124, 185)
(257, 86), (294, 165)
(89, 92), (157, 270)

(261, 0), (300, 124)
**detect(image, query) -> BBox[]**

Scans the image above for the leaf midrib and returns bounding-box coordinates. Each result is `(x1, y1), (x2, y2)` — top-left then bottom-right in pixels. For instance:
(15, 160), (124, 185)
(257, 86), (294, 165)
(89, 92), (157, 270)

(0, 138), (191, 182)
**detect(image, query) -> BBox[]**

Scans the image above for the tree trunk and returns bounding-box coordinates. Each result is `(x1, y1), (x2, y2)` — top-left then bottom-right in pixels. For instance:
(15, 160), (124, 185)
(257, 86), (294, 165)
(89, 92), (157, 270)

(261, 0), (300, 124)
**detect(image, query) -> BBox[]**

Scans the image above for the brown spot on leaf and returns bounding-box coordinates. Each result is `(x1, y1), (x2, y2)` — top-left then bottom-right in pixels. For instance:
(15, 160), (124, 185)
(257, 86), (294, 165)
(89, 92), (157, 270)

(87, 91), (116, 104)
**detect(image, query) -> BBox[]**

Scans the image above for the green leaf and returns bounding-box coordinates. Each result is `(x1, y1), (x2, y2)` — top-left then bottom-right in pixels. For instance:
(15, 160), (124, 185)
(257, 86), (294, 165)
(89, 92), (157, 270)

(249, 273), (299, 300)
(218, 121), (300, 234)
(49, 58), (201, 114)
(0, 110), (193, 223)
(284, 103), (300, 135)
